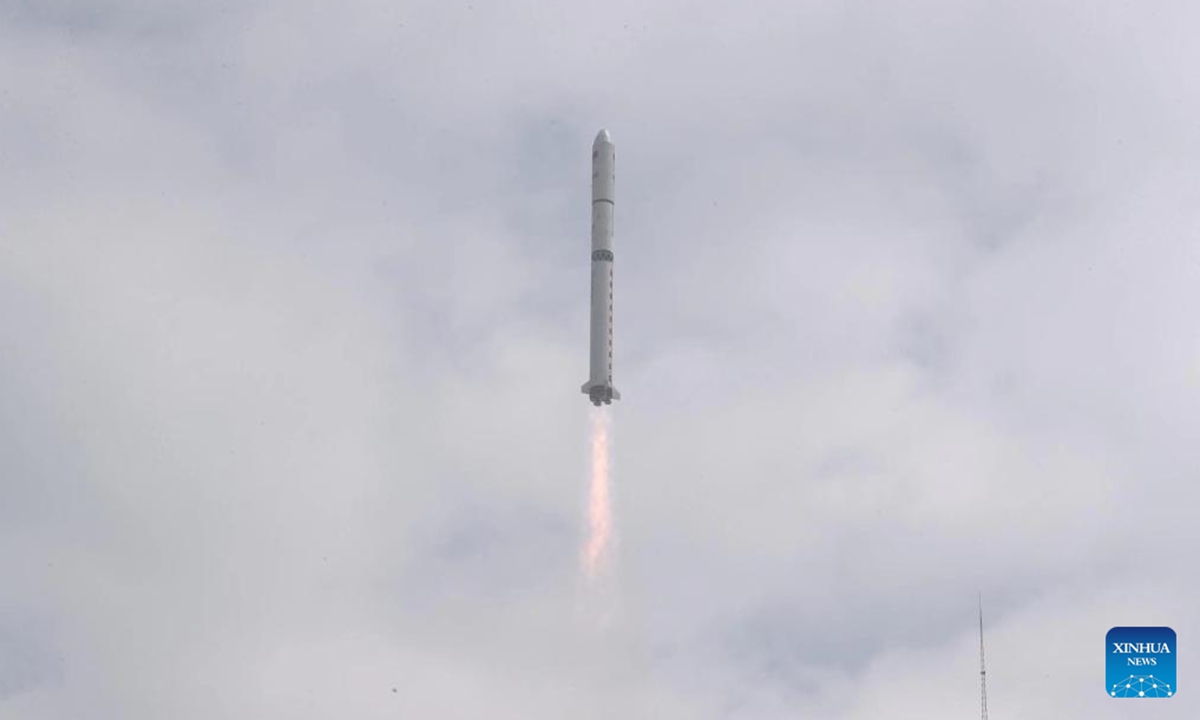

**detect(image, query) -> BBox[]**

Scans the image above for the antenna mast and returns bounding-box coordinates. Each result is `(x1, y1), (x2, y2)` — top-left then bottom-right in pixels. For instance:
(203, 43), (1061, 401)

(979, 593), (989, 720)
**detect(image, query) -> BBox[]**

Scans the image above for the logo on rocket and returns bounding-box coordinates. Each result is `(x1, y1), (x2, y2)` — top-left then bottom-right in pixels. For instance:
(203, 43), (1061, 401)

(582, 128), (621, 406)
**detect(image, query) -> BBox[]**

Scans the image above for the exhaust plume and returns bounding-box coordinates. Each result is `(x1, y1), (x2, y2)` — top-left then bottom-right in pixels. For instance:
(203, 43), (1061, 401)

(582, 406), (614, 583)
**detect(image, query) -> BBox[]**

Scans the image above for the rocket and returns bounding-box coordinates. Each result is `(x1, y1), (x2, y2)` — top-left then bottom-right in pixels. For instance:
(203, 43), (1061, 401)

(581, 129), (620, 406)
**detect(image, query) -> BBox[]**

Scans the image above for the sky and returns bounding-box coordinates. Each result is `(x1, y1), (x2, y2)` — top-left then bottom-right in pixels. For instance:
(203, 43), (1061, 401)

(1, 0), (1198, 717)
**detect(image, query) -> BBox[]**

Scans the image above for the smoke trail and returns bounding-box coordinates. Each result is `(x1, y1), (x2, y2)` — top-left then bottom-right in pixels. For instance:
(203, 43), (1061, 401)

(582, 406), (614, 583)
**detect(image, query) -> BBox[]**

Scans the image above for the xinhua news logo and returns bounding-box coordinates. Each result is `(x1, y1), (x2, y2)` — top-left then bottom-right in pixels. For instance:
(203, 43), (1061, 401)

(1107, 627), (1176, 698)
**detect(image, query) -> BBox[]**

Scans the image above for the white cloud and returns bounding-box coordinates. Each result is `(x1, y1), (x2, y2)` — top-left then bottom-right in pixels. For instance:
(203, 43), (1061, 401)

(2, 0), (1198, 717)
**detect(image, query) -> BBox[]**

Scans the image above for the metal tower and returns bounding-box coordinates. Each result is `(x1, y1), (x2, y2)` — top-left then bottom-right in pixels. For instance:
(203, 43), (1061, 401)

(979, 593), (989, 720)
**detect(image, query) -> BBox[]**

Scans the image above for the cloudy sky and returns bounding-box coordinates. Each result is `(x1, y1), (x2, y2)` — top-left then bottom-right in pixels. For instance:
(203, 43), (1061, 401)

(2, 0), (1198, 717)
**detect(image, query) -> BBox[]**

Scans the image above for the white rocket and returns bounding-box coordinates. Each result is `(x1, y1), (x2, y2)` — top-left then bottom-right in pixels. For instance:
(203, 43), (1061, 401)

(581, 128), (620, 406)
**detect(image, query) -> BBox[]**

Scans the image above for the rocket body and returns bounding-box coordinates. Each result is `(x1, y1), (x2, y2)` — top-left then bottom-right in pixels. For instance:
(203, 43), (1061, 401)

(582, 129), (620, 406)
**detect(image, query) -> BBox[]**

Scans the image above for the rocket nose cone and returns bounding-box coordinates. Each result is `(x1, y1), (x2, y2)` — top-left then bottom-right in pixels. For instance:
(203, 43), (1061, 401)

(594, 128), (612, 146)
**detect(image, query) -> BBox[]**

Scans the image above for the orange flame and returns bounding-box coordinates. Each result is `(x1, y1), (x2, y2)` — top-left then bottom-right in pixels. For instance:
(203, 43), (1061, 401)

(582, 407), (613, 582)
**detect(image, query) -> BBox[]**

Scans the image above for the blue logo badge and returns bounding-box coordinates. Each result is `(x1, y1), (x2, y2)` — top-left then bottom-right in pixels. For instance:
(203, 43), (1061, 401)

(1107, 626), (1176, 698)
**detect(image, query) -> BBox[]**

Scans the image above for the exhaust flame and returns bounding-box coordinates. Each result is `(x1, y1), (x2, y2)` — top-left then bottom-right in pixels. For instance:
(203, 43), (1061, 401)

(582, 407), (613, 582)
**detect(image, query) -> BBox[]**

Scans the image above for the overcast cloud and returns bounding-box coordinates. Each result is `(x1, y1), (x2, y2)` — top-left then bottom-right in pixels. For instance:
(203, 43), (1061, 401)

(1, 0), (1198, 717)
